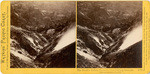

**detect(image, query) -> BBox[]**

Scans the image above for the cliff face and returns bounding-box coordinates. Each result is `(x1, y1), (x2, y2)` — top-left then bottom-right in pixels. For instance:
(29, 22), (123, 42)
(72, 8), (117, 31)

(110, 41), (142, 68)
(44, 42), (75, 68)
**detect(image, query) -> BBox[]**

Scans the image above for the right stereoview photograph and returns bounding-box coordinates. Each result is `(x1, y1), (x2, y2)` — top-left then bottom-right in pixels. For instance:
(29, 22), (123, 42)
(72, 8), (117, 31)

(77, 1), (142, 68)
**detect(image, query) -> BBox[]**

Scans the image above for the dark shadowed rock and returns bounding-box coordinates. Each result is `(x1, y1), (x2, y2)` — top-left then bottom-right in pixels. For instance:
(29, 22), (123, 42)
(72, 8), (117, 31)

(35, 42), (75, 68)
(100, 41), (142, 68)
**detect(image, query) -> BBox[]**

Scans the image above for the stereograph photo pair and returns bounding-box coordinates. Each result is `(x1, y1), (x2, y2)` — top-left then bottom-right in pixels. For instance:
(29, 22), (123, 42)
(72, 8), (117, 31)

(0, 0), (150, 74)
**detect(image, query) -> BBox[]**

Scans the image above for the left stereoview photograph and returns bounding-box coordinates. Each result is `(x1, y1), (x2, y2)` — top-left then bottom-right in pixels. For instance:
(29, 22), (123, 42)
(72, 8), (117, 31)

(10, 1), (76, 68)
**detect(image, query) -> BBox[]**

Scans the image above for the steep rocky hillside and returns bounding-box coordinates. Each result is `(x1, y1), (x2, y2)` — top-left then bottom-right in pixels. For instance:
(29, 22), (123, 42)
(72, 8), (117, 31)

(77, 1), (142, 68)
(10, 2), (76, 68)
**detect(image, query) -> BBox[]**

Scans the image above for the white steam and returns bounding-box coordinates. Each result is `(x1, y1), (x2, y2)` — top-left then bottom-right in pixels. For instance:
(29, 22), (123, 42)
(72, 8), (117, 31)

(53, 26), (76, 51)
(119, 25), (142, 50)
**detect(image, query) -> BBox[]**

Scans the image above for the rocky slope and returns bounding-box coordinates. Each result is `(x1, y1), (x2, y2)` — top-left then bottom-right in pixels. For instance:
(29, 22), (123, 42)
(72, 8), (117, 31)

(10, 2), (76, 68)
(10, 25), (76, 68)
(77, 1), (142, 68)
(77, 24), (142, 68)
